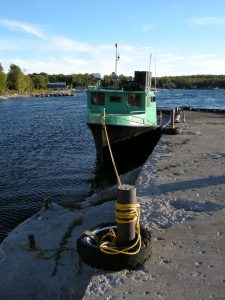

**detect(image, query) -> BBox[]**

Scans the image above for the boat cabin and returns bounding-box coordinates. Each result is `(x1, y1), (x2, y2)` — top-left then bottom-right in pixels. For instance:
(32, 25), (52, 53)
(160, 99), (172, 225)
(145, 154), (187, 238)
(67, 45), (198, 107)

(87, 71), (157, 126)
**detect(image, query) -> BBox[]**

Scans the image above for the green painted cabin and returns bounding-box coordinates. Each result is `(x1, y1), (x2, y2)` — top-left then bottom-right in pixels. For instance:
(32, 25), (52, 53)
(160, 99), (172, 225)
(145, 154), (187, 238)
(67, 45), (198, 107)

(87, 87), (157, 127)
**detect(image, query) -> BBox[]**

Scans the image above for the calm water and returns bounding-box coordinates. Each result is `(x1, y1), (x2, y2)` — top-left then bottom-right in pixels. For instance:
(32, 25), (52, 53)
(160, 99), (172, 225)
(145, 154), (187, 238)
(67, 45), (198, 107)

(0, 89), (225, 241)
(0, 93), (96, 241)
(157, 88), (225, 109)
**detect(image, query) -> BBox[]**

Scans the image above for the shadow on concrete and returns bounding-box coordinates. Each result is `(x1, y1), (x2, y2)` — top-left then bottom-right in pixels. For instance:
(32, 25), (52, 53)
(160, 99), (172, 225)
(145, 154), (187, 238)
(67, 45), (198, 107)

(155, 175), (225, 195)
(170, 198), (225, 213)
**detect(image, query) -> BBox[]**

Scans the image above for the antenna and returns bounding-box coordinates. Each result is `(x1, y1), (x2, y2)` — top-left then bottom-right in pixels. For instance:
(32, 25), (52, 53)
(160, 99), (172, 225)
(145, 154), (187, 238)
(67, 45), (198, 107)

(115, 43), (120, 75)
(154, 54), (157, 91)
(147, 53), (152, 93)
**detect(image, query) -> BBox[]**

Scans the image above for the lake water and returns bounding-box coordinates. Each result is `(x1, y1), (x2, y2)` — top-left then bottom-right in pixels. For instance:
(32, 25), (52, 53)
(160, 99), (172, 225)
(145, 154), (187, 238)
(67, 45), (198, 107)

(0, 89), (225, 241)
(157, 88), (225, 109)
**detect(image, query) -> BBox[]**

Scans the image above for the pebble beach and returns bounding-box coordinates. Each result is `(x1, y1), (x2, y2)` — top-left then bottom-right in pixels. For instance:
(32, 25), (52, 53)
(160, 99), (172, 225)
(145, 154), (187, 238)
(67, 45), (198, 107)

(0, 110), (224, 300)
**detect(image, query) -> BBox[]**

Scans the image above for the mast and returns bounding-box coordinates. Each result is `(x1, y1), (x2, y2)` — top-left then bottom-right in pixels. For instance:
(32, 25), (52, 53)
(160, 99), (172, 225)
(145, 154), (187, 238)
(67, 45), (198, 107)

(115, 43), (120, 75)
(146, 53), (152, 93)
(154, 54), (157, 91)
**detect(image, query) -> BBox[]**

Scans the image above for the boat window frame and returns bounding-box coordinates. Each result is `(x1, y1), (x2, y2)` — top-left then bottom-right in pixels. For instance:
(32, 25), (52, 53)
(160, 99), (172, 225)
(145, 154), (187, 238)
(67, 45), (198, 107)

(126, 93), (142, 107)
(110, 95), (122, 103)
(90, 92), (105, 106)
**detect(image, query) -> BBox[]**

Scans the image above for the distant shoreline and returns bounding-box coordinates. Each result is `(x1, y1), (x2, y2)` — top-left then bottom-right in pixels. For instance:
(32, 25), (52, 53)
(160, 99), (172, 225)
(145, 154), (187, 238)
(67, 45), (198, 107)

(0, 87), (224, 101)
(0, 91), (74, 100)
(0, 94), (32, 100)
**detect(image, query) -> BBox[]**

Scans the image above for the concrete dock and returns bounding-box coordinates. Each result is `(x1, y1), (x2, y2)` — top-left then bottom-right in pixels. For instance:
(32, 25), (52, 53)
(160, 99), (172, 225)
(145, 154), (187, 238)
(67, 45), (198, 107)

(0, 110), (224, 299)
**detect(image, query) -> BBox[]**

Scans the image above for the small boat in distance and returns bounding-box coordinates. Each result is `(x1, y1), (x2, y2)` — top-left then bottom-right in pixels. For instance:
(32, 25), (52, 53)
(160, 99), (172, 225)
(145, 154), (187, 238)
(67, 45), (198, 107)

(86, 46), (161, 174)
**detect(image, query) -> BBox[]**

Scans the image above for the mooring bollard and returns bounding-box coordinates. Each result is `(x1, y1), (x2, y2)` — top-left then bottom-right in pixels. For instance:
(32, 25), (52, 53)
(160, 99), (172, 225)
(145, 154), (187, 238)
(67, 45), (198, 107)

(116, 185), (137, 246)
(44, 195), (49, 209)
(170, 109), (175, 129)
(44, 194), (52, 209)
(28, 234), (36, 249)
(183, 111), (186, 123)
(159, 111), (163, 126)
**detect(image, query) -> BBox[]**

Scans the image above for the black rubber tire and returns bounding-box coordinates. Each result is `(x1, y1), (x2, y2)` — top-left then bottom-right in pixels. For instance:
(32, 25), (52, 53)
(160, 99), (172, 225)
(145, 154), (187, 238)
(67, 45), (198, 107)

(77, 222), (151, 270)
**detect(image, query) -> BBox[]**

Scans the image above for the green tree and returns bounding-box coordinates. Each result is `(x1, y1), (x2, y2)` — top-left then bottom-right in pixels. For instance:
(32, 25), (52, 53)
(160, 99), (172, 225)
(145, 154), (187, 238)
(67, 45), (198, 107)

(30, 73), (48, 89)
(71, 73), (83, 87)
(0, 63), (7, 94)
(24, 75), (34, 92)
(7, 64), (26, 93)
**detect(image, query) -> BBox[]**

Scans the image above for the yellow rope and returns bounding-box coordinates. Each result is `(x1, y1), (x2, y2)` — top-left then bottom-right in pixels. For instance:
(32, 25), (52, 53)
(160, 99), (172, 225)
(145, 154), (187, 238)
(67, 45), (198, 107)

(99, 202), (141, 255)
(100, 111), (141, 255)
(116, 202), (140, 223)
(102, 111), (121, 186)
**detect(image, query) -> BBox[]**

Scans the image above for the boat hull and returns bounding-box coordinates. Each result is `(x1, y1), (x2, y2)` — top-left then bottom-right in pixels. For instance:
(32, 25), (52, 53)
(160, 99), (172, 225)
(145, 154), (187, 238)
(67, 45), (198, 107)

(87, 123), (161, 174)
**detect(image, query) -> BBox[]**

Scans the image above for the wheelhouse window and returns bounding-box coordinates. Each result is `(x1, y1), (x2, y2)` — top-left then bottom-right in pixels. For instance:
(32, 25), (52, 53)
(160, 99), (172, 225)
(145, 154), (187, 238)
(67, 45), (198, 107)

(91, 92), (105, 106)
(127, 93), (142, 107)
(110, 95), (121, 102)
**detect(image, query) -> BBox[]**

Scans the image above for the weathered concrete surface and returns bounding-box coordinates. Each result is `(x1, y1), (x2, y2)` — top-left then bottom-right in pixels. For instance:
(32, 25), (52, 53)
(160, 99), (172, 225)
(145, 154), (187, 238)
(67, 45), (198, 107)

(0, 111), (224, 299)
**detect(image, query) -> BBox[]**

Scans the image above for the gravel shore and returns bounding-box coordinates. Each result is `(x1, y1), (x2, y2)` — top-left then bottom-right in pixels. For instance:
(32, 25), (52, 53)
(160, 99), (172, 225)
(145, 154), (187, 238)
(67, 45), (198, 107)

(0, 110), (224, 300)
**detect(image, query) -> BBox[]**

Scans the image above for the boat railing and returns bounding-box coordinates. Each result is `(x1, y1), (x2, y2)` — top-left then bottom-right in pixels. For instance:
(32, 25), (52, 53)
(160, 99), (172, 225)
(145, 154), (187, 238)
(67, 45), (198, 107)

(145, 117), (159, 126)
(130, 110), (145, 114)
(117, 115), (145, 125)
(88, 111), (155, 125)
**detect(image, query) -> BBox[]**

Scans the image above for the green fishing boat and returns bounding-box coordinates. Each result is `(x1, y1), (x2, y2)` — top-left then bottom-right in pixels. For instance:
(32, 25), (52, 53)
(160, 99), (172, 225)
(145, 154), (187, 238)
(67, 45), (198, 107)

(86, 46), (161, 173)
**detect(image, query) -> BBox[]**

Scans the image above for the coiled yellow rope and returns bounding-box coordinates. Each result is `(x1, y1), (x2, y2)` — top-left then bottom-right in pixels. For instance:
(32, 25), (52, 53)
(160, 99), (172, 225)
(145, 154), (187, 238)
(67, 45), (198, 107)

(99, 202), (141, 255)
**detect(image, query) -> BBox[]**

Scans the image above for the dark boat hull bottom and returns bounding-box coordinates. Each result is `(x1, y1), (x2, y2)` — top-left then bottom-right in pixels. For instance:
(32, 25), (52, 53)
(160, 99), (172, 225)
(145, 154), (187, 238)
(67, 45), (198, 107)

(88, 124), (161, 174)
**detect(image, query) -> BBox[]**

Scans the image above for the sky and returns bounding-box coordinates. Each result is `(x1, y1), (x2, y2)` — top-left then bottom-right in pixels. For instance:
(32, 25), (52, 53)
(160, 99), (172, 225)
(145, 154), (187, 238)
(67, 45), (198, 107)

(1, 0), (225, 76)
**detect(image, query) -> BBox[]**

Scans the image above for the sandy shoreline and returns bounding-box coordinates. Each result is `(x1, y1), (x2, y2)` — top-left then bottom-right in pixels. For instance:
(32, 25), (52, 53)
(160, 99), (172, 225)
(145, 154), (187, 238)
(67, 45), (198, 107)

(0, 110), (224, 299)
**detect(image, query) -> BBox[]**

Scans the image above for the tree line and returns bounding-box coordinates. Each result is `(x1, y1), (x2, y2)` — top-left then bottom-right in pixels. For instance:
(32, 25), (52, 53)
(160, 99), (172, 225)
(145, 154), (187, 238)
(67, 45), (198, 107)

(157, 75), (225, 89)
(1, 63), (225, 95)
